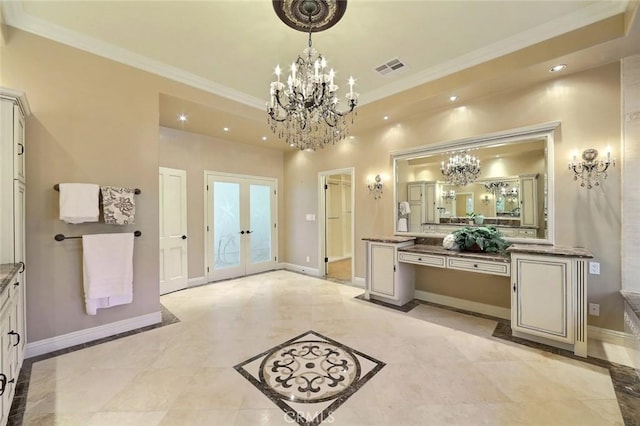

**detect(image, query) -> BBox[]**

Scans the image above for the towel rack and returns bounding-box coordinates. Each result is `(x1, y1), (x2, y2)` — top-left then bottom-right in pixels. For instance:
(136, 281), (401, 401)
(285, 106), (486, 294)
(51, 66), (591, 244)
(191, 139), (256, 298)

(53, 184), (141, 195)
(54, 230), (142, 241)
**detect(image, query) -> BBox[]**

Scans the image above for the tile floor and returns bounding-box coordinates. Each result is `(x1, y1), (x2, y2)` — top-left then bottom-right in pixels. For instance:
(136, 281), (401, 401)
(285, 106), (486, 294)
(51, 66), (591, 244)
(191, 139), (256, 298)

(15, 270), (640, 425)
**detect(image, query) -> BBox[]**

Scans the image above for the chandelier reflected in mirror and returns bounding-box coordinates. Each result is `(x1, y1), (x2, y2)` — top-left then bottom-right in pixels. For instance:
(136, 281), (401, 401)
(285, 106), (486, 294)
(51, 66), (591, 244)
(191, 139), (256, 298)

(440, 151), (481, 186)
(268, 0), (357, 151)
(484, 181), (509, 195)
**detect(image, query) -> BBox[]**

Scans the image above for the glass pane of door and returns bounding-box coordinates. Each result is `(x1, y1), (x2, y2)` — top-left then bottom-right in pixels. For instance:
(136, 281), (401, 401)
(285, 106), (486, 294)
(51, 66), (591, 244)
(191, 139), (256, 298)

(213, 181), (240, 270)
(249, 184), (271, 264)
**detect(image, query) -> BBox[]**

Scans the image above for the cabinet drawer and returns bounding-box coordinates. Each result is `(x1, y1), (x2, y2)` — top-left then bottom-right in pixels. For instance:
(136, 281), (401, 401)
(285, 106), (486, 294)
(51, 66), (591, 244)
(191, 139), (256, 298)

(398, 252), (446, 268)
(447, 257), (510, 276)
(0, 281), (12, 315)
(518, 229), (537, 237)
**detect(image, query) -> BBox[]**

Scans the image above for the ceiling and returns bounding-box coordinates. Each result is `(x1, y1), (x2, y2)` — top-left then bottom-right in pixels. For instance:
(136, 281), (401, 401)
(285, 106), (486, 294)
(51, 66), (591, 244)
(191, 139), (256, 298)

(2, 1), (639, 151)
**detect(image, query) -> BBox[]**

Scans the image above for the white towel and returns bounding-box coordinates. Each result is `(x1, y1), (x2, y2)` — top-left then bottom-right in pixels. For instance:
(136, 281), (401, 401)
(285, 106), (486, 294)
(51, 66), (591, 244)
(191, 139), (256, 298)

(399, 201), (411, 215)
(398, 218), (408, 232)
(59, 183), (100, 224)
(82, 233), (134, 315)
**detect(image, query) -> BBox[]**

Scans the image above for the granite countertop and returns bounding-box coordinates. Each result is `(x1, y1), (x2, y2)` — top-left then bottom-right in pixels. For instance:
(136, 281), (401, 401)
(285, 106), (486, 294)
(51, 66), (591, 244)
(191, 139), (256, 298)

(506, 244), (593, 258)
(362, 236), (416, 243)
(0, 263), (21, 293)
(620, 290), (640, 319)
(399, 244), (510, 263)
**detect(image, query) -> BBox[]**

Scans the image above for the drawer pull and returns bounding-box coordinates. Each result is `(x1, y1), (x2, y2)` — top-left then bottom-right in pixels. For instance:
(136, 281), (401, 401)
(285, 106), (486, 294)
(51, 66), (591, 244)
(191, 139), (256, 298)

(473, 264), (478, 268)
(8, 331), (20, 347)
(14, 281), (19, 287)
(418, 258), (422, 261)
(0, 374), (11, 396)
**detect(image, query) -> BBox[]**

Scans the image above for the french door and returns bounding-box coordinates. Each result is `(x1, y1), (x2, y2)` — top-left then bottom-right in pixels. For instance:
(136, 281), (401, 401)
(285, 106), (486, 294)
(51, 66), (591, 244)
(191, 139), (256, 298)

(205, 172), (278, 282)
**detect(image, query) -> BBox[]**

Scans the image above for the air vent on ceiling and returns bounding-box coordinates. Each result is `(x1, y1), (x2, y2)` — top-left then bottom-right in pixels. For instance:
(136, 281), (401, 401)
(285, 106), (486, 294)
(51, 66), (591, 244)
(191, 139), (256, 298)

(374, 58), (407, 76)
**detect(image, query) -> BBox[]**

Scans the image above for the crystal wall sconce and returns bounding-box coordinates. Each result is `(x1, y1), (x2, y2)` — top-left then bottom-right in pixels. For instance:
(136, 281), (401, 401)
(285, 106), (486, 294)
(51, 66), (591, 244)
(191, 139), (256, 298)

(442, 190), (456, 201)
(569, 148), (615, 189)
(367, 175), (384, 199)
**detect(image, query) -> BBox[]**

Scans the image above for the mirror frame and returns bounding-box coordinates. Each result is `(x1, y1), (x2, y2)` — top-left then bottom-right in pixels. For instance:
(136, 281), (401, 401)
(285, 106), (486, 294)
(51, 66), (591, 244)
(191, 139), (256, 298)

(392, 122), (559, 245)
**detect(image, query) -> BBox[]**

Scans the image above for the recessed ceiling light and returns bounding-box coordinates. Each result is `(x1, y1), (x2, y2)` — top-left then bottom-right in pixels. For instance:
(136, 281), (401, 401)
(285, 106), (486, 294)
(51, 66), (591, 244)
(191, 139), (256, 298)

(223, 127), (230, 132)
(383, 116), (389, 120)
(261, 136), (268, 141)
(449, 95), (458, 102)
(178, 114), (187, 122)
(549, 64), (567, 72)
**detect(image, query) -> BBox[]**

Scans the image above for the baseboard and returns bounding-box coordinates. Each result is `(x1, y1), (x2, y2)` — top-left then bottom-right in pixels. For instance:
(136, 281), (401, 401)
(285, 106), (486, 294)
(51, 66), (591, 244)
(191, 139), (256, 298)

(187, 276), (207, 287)
(588, 325), (637, 347)
(352, 277), (365, 288)
(281, 263), (321, 277)
(414, 289), (510, 320)
(25, 311), (162, 359)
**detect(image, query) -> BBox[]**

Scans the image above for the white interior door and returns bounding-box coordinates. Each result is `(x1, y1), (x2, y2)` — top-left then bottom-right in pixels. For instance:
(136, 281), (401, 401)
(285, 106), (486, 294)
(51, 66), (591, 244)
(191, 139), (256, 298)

(159, 167), (188, 295)
(206, 172), (277, 282)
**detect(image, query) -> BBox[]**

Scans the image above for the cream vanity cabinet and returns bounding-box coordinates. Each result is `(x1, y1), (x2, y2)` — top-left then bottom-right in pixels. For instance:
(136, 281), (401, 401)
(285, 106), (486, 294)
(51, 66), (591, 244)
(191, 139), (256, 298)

(0, 271), (25, 426)
(509, 246), (590, 357)
(518, 174), (538, 228)
(364, 238), (415, 306)
(407, 181), (438, 232)
(0, 88), (29, 426)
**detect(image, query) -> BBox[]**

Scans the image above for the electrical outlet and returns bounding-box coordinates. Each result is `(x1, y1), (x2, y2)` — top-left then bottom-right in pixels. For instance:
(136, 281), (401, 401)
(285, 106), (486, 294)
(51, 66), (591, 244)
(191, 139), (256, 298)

(589, 303), (600, 316)
(589, 262), (600, 275)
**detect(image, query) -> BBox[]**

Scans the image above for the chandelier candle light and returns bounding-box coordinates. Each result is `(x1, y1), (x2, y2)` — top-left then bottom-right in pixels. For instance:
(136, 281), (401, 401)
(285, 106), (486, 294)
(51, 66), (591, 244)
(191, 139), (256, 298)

(569, 148), (615, 189)
(268, 0), (357, 151)
(441, 151), (481, 186)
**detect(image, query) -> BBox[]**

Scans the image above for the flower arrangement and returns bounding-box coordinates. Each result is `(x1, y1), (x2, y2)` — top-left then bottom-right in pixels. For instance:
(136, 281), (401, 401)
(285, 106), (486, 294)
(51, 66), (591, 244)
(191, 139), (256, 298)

(446, 226), (510, 253)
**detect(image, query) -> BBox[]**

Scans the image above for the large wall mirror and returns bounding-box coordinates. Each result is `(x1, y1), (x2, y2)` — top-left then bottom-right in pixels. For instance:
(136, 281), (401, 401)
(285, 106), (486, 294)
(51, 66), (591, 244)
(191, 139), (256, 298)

(393, 122), (558, 244)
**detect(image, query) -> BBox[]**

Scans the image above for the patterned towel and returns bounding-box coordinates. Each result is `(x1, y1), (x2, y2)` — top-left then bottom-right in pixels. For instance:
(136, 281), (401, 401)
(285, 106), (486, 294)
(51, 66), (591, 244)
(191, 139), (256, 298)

(101, 186), (136, 225)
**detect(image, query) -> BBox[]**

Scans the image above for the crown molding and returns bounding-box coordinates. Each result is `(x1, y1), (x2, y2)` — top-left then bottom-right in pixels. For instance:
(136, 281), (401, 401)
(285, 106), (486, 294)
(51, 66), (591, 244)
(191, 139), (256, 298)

(360, 0), (629, 105)
(1, 1), (266, 110)
(2, 1), (628, 109)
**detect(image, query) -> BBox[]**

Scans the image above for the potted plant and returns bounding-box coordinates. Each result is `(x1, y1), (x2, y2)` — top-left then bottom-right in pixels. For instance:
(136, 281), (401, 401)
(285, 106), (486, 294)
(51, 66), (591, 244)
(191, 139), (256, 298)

(449, 225), (510, 253)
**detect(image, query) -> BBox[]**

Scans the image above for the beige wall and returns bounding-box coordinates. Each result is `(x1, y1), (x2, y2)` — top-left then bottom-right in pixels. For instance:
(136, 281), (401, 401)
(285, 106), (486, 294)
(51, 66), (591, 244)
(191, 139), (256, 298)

(0, 28), (268, 342)
(284, 62), (623, 330)
(158, 127), (284, 278)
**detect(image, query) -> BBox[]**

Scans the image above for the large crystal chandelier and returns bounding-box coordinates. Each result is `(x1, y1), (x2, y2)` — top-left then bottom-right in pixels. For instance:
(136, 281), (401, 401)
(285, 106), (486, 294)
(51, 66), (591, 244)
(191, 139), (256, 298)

(440, 151), (481, 186)
(268, 0), (357, 151)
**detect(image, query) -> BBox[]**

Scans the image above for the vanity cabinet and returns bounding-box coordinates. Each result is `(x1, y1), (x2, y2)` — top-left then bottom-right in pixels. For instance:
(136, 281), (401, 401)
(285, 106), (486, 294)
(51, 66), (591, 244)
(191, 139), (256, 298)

(0, 272), (25, 426)
(0, 89), (29, 426)
(407, 181), (438, 232)
(364, 239), (415, 306)
(519, 174), (538, 228)
(510, 251), (588, 357)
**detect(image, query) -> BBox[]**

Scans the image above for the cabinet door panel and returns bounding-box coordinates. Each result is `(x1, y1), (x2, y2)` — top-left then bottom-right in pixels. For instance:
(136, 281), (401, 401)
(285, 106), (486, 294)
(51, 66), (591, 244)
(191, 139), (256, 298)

(512, 257), (573, 343)
(370, 245), (395, 297)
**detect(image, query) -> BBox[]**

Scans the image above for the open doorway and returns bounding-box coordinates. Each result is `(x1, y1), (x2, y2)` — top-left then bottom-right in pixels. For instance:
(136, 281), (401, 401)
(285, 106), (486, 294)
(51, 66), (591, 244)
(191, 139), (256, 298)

(319, 168), (354, 283)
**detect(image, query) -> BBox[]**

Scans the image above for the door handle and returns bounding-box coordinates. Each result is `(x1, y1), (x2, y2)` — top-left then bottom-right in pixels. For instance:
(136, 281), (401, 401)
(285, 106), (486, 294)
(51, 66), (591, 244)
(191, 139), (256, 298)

(246, 230), (253, 234)
(181, 235), (187, 240)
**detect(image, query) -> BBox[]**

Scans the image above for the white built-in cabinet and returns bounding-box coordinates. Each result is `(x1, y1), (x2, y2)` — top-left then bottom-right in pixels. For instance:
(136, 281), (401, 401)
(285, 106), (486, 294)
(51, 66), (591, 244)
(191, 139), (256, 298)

(365, 239), (415, 306)
(0, 88), (29, 426)
(519, 173), (538, 228)
(407, 181), (438, 232)
(510, 252), (588, 357)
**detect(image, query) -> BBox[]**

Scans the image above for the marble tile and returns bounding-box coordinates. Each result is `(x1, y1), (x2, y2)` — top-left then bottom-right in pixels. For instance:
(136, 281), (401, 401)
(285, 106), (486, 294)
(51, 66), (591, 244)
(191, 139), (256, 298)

(12, 271), (639, 425)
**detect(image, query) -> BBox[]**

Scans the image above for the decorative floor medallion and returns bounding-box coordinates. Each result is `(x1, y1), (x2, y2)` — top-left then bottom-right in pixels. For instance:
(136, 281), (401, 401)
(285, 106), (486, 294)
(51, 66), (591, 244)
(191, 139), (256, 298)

(234, 330), (385, 426)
